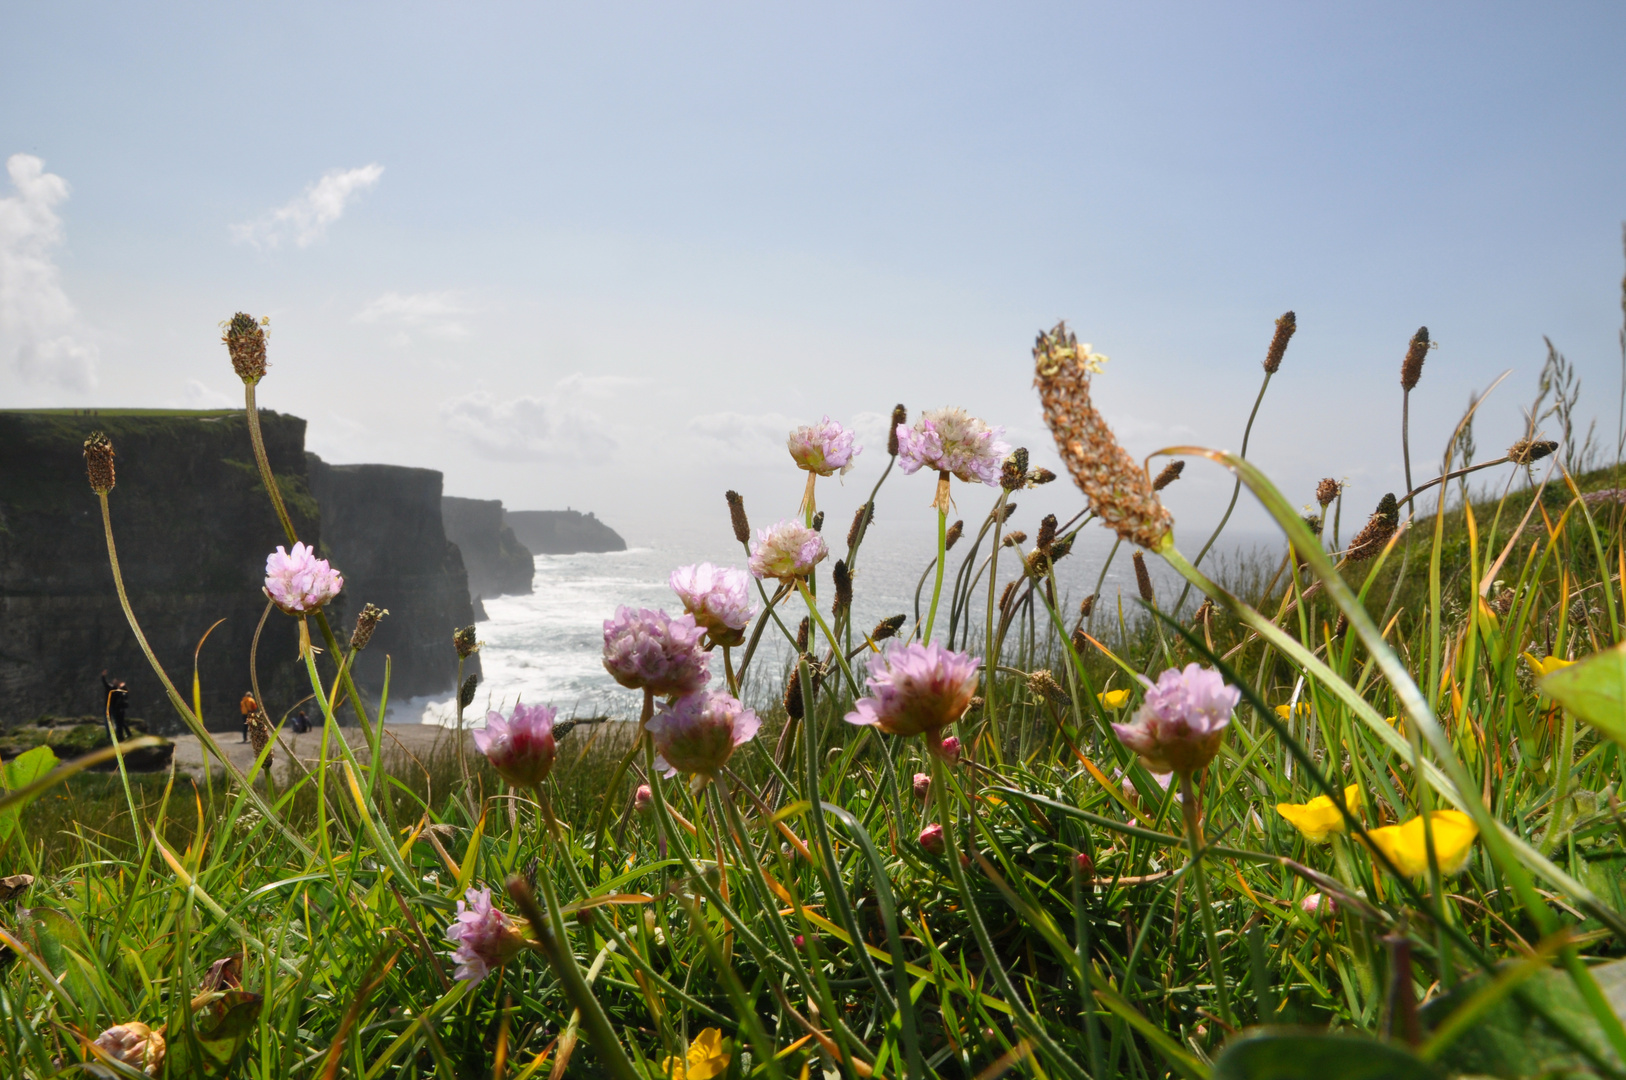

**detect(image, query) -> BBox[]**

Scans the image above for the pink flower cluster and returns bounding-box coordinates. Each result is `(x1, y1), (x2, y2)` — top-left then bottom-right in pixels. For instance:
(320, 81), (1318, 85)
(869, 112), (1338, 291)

(895, 407), (1010, 485)
(474, 703), (557, 786)
(670, 563), (755, 645)
(264, 542), (343, 614)
(648, 690), (761, 778)
(845, 642), (980, 741)
(787, 416), (861, 476)
(1111, 663), (1240, 775)
(602, 606), (711, 696)
(749, 520), (827, 582)
(446, 887), (526, 983)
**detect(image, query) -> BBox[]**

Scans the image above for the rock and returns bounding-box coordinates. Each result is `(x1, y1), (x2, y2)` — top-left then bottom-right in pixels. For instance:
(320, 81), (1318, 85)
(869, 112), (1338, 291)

(0, 409), (320, 736)
(506, 510), (627, 555)
(0, 716), (174, 772)
(307, 456), (478, 707)
(441, 496), (534, 598)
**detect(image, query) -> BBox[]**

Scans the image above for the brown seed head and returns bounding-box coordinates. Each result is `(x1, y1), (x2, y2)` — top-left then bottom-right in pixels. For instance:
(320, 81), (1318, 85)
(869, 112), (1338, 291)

(1400, 326), (1430, 391)
(1071, 626), (1089, 655)
(1345, 493), (1400, 562)
(1302, 513), (1323, 537)
(1035, 514), (1058, 554)
(1132, 550), (1155, 603)
(811, 510), (824, 533)
(1028, 467), (1057, 486)
(1027, 668), (1069, 705)
(454, 624), (481, 659)
(887, 404), (907, 456)
(1002, 530), (1028, 548)
(998, 579), (1020, 616)
(832, 559), (852, 614)
(846, 502), (872, 549)
(350, 604), (388, 651)
(459, 673), (480, 710)
(784, 666), (805, 721)
(83, 431), (116, 494)
(945, 519), (964, 550)
(725, 490), (750, 544)
(1152, 460), (1185, 491)
(1315, 477), (1340, 507)
(1193, 598), (1215, 627)
(1034, 320), (1174, 549)
(1000, 502), (1018, 522)
(1024, 548), (1051, 579)
(795, 616), (810, 653)
(1264, 311), (1296, 374)
(871, 613), (906, 642)
(1000, 448), (1030, 491)
(1079, 594), (1097, 619)
(1333, 612), (1349, 637)
(223, 312), (269, 385)
(1507, 438), (1559, 466)
(246, 709), (274, 765)
(1048, 533), (1074, 562)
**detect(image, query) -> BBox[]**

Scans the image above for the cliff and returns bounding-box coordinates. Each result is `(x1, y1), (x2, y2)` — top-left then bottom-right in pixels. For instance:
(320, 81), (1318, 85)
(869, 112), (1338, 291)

(0, 409), (319, 735)
(441, 496), (534, 599)
(506, 510), (627, 555)
(307, 456), (478, 706)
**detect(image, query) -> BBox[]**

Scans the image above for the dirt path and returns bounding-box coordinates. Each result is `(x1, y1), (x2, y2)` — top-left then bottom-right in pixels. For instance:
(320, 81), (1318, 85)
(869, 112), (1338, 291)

(168, 723), (474, 778)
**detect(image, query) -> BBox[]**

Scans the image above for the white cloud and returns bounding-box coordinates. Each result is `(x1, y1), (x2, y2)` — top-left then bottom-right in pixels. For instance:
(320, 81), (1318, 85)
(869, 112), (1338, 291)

(231, 164), (383, 249)
(173, 378), (236, 409)
(688, 410), (797, 456)
(441, 375), (630, 462)
(0, 153), (97, 391)
(354, 290), (476, 343)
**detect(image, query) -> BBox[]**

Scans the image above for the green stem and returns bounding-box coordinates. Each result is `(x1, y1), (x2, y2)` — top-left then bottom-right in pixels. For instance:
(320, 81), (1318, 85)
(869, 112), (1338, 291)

(924, 480), (949, 642)
(1180, 770), (1234, 1027)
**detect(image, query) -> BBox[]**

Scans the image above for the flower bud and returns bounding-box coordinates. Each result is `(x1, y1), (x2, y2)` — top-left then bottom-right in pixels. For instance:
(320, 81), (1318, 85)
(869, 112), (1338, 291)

(83, 432), (116, 494)
(93, 1022), (166, 1075)
(635, 784), (653, 812)
(912, 772), (931, 799)
(938, 735), (962, 765)
(918, 823), (945, 854)
(1073, 851), (1095, 883)
(793, 933), (806, 948)
(1300, 892), (1336, 919)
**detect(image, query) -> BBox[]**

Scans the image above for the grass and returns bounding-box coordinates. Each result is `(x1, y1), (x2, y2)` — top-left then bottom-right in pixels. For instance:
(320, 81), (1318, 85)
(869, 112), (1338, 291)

(6, 307), (1626, 1080)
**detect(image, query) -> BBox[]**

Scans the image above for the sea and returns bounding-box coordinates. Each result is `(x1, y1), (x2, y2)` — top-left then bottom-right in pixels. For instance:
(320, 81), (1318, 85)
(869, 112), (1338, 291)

(383, 508), (1256, 730)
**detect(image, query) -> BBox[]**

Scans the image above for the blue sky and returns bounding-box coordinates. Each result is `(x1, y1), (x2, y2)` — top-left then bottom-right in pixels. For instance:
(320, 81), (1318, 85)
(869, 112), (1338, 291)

(3, 3), (1624, 547)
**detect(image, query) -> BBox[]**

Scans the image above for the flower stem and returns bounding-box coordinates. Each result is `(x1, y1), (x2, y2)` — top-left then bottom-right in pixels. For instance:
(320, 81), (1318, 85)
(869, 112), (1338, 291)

(924, 498), (949, 642)
(1180, 770), (1234, 1027)
(982, 490), (1008, 764)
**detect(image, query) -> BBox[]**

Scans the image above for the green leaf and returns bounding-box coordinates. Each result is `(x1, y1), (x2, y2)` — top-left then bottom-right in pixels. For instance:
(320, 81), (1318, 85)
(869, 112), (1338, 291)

(1544, 644), (1626, 743)
(166, 990), (263, 1077)
(1213, 1030), (1443, 1080)
(0, 745), (59, 843)
(1419, 957), (1626, 1077)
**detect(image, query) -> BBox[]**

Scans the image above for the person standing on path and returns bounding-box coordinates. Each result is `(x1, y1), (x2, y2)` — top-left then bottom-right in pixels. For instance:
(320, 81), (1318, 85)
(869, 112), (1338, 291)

(100, 670), (130, 742)
(239, 691), (258, 743)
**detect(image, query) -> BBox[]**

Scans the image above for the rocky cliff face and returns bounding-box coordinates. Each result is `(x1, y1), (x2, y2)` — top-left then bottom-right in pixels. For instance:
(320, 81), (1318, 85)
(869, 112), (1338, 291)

(0, 409), (319, 735)
(441, 496), (534, 600)
(506, 510), (627, 554)
(308, 456), (478, 706)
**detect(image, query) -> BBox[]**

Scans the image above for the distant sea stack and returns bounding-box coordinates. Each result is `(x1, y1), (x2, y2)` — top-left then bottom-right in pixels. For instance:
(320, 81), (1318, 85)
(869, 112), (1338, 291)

(441, 496), (534, 599)
(307, 456), (479, 706)
(506, 510), (627, 555)
(0, 409), (319, 735)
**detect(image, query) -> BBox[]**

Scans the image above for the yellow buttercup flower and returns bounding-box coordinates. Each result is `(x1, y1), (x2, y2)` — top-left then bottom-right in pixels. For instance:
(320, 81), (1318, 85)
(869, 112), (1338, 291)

(664, 1028), (730, 1080)
(1273, 702), (1311, 722)
(1523, 652), (1574, 679)
(1364, 810), (1478, 877)
(1098, 689), (1131, 710)
(1275, 785), (1362, 843)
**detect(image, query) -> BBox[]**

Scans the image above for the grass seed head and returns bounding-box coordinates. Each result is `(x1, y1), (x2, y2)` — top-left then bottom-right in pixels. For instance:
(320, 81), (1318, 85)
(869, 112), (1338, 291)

(1345, 493), (1400, 561)
(1133, 550), (1155, 603)
(1400, 326), (1430, 391)
(454, 624), (481, 659)
(887, 403), (907, 455)
(458, 673), (479, 709)
(350, 603), (388, 650)
(223, 311), (269, 385)
(725, 490), (750, 544)
(83, 431), (116, 494)
(1507, 437), (1559, 466)
(1000, 447), (1030, 491)
(1152, 460), (1185, 491)
(1316, 477), (1340, 507)
(945, 519), (964, 550)
(832, 558), (852, 614)
(1264, 311), (1297, 374)
(872, 613), (906, 642)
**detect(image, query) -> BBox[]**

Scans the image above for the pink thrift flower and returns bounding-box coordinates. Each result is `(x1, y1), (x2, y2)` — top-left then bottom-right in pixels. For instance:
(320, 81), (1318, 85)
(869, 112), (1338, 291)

(264, 542), (343, 614)
(648, 691), (761, 777)
(748, 520), (828, 582)
(474, 703), (557, 786)
(918, 823), (945, 854)
(1300, 892), (1336, 918)
(93, 1022), (166, 1076)
(634, 784), (653, 811)
(845, 642), (981, 738)
(912, 772), (931, 800)
(602, 607), (711, 696)
(787, 416), (861, 476)
(670, 563), (756, 645)
(1111, 663), (1239, 775)
(895, 407), (1010, 485)
(446, 887), (526, 983)
(1074, 851), (1095, 882)
(938, 735), (962, 765)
